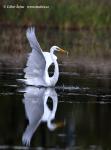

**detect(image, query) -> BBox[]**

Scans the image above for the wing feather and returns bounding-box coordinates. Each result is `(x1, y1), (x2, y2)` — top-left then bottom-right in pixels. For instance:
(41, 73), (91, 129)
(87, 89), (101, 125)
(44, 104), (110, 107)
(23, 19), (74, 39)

(24, 27), (46, 79)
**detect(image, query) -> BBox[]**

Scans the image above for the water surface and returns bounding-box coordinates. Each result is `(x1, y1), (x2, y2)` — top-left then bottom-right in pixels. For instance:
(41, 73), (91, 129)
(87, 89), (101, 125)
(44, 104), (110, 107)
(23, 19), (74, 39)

(0, 66), (111, 150)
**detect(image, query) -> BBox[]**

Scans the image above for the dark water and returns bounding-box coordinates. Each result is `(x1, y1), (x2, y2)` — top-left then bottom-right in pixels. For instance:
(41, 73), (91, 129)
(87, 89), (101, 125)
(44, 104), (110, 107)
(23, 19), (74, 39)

(0, 66), (111, 150)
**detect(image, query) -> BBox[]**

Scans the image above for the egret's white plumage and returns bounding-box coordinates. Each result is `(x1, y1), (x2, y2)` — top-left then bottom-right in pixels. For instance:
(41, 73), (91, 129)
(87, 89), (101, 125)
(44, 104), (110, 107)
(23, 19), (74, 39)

(24, 27), (66, 87)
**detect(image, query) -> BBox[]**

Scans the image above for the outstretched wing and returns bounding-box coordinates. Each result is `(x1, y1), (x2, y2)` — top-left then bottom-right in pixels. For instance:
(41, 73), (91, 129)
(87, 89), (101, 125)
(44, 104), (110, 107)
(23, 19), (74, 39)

(24, 27), (46, 79)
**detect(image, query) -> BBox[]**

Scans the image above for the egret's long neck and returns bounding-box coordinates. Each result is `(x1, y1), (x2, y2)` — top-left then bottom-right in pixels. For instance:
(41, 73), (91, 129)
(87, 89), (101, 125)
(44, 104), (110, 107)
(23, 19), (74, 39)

(50, 50), (59, 86)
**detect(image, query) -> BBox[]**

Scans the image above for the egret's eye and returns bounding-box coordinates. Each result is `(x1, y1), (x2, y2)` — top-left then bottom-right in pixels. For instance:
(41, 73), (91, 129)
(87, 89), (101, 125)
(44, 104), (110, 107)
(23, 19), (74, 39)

(56, 47), (60, 51)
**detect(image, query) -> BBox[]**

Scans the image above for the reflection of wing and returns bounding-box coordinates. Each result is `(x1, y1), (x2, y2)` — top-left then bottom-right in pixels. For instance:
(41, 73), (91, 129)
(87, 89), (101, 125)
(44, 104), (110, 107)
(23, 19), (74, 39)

(22, 87), (45, 146)
(24, 27), (46, 79)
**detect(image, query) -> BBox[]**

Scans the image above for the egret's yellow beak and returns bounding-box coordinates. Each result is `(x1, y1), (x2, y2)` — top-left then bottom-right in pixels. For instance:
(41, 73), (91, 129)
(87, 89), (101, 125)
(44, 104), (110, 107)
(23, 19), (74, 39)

(59, 48), (69, 55)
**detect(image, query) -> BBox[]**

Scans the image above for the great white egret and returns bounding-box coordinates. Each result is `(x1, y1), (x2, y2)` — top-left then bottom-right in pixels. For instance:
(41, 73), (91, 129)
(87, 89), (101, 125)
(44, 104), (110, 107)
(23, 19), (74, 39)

(24, 27), (67, 87)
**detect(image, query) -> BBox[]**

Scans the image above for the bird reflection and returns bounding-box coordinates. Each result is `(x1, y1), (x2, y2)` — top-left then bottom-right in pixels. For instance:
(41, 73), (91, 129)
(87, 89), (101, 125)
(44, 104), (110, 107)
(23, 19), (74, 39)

(22, 86), (62, 146)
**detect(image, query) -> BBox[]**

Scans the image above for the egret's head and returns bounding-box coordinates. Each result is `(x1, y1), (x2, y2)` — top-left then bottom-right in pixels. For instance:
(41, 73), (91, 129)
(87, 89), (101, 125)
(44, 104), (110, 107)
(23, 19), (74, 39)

(50, 46), (68, 55)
